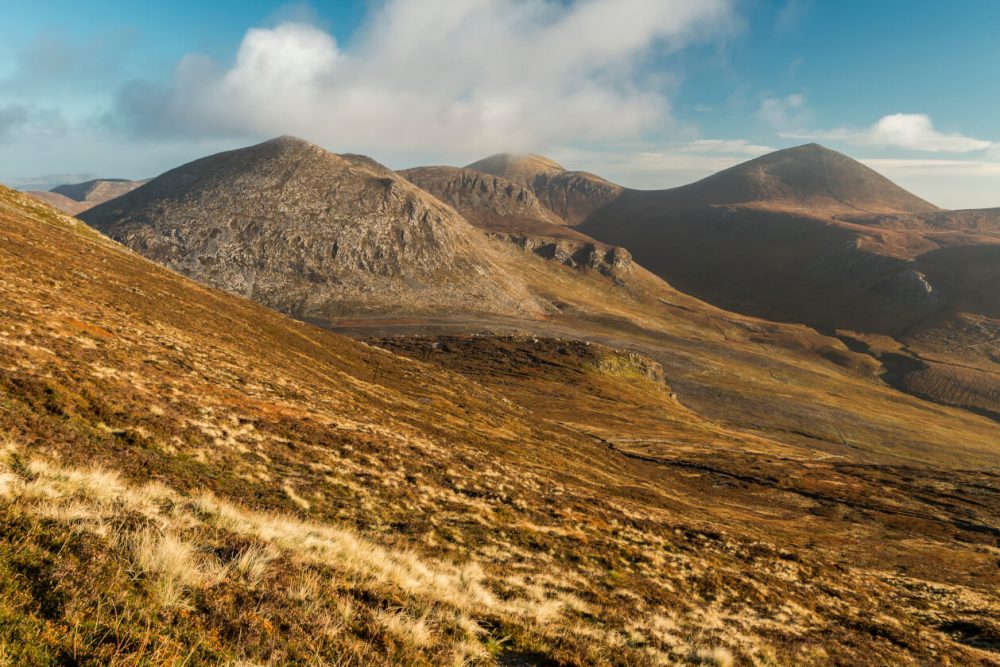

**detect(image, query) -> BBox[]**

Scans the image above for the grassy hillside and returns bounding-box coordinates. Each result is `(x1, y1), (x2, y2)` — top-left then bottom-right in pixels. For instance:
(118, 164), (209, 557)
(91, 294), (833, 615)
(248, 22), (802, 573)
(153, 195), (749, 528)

(3, 185), (1000, 665)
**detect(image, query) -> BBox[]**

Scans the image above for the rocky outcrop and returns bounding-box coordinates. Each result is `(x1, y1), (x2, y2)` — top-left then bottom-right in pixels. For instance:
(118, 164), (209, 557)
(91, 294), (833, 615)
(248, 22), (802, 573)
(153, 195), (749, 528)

(81, 137), (542, 320)
(874, 268), (938, 306)
(527, 171), (624, 225)
(496, 233), (632, 277)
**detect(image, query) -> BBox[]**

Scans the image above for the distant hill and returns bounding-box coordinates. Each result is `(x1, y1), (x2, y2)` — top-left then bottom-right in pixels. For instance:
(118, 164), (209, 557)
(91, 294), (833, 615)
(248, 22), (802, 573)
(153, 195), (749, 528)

(6, 172), (96, 192)
(25, 190), (92, 216)
(657, 143), (938, 214)
(51, 177), (147, 204)
(26, 177), (147, 215)
(464, 152), (567, 183)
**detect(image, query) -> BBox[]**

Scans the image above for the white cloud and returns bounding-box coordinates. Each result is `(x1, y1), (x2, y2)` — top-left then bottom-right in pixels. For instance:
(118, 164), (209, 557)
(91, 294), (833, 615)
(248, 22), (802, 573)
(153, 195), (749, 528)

(784, 113), (994, 153)
(680, 139), (776, 155)
(757, 93), (808, 129)
(860, 158), (1000, 209)
(114, 0), (735, 157)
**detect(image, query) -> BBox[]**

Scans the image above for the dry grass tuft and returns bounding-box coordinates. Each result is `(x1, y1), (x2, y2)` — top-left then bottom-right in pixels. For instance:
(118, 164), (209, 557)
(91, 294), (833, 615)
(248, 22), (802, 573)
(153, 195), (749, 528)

(132, 529), (204, 607)
(690, 646), (735, 667)
(377, 609), (434, 649)
(231, 543), (278, 586)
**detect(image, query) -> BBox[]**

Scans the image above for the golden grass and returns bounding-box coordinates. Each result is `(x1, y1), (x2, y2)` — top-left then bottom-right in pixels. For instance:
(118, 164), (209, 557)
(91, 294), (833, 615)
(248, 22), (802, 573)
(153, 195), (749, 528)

(3, 186), (1000, 664)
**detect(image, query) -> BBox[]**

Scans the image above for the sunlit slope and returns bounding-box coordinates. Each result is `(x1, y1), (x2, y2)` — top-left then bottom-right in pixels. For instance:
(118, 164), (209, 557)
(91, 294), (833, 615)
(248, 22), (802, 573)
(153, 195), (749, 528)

(4, 187), (1000, 664)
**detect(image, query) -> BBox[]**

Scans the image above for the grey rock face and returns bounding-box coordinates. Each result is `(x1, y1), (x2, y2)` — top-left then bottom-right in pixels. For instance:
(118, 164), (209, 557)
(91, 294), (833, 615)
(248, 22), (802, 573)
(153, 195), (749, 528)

(498, 234), (632, 277)
(401, 164), (632, 277)
(463, 153), (623, 225)
(81, 137), (540, 319)
(526, 171), (623, 226)
(400, 166), (550, 221)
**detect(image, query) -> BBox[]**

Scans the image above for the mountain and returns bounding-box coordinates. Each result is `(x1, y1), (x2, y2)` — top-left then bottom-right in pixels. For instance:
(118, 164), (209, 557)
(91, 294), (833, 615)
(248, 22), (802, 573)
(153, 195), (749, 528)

(400, 164), (630, 276)
(27, 177), (147, 215)
(577, 144), (950, 332)
(464, 152), (566, 183)
(656, 143), (938, 214)
(399, 165), (563, 232)
(81, 137), (541, 320)
(466, 153), (623, 225)
(572, 144), (1000, 420)
(7, 176), (1000, 664)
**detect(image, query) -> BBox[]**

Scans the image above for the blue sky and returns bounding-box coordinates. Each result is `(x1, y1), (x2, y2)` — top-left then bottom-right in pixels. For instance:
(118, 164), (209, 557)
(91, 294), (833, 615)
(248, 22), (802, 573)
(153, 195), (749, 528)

(2, 0), (999, 207)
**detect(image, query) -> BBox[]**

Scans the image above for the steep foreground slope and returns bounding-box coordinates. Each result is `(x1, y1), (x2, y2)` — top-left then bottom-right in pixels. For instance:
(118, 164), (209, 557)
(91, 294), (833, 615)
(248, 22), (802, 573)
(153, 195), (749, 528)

(81, 137), (539, 320)
(10, 184), (1000, 662)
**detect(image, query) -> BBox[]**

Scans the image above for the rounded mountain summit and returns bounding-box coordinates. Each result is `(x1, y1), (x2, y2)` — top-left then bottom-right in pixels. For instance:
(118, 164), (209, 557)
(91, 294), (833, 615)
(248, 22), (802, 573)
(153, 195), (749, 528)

(82, 136), (541, 320)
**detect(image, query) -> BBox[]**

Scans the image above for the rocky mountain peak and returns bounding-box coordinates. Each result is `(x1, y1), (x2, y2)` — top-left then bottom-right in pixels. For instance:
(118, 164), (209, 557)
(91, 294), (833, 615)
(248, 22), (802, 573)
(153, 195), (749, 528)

(80, 138), (541, 320)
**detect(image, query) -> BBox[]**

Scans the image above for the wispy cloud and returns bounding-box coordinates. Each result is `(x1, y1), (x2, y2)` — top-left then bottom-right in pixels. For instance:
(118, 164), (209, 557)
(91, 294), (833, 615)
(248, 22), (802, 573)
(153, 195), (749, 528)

(2, 29), (137, 93)
(552, 139), (775, 190)
(775, 0), (808, 31)
(784, 113), (995, 153)
(111, 0), (736, 158)
(0, 104), (28, 139)
(860, 157), (1000, 209)
(757, 93), (808, 129)
(680, 139), (776, 155)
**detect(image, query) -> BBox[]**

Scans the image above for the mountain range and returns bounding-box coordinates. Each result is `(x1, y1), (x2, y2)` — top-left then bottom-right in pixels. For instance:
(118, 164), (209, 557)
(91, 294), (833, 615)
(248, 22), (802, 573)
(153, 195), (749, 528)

(4, 137), (1000, 665)
(406, 143), (1000, 422)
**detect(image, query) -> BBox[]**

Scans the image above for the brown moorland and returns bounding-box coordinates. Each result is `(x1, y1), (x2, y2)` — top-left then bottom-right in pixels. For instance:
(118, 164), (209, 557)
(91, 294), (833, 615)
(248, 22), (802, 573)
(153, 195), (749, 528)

(78, 138), (1000, 467)
(4, 167), (1000, 665)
